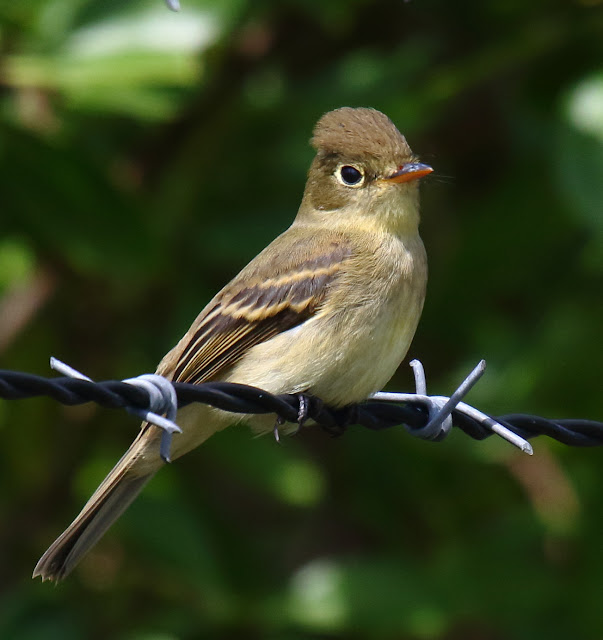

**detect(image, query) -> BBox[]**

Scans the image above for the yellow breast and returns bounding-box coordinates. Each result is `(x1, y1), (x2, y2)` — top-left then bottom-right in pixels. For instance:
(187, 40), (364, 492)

(227, 231), (427, 410)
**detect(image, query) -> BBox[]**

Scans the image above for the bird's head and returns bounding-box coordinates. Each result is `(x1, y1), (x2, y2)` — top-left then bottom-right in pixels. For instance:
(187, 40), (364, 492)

(297, 107), (432, 234)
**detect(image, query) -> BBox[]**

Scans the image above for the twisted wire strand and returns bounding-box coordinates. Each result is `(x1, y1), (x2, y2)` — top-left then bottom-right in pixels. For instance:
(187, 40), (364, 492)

(1, 368), (602, 448)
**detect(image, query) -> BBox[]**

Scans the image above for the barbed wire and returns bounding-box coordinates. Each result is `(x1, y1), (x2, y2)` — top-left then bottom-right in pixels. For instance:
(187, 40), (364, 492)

(1, 358), (603, 461)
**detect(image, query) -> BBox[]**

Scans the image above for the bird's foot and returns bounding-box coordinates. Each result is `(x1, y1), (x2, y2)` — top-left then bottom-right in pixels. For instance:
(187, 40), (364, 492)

(321, 404), (357, 437)
(273, 394), (320, 440)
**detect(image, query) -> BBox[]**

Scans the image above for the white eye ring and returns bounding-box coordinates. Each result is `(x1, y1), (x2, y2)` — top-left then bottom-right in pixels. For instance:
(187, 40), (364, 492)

(335, 164), (365, 188)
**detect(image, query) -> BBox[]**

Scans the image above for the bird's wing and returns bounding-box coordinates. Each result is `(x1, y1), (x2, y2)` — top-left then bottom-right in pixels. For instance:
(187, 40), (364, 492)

(160, 233), (353, 385)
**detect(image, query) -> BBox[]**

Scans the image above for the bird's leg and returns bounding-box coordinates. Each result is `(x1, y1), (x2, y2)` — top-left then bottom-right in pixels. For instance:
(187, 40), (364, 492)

(298, 394), (309, 424)
(274, 394), (322, 438)
(288, 394), (312, 436)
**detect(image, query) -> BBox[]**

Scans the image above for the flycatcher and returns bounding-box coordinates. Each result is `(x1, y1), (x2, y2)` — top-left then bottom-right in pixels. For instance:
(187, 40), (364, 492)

(34, 107), (432, 581)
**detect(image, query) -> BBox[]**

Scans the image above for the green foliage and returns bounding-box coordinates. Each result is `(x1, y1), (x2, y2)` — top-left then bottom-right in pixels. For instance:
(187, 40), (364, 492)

(1, 0), (602, 638)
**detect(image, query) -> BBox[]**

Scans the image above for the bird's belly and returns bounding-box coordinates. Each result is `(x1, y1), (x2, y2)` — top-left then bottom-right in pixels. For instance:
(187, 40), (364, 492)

(308, 291), (423, 405)
(226, 277), (424, 411)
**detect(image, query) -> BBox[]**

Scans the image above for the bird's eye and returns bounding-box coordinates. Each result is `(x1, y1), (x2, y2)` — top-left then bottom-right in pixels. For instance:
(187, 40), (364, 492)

(337, 165), (364, 187)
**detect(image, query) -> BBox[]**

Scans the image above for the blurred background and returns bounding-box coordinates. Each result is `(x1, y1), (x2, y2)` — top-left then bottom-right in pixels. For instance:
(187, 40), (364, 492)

(1, 0), (602, 638)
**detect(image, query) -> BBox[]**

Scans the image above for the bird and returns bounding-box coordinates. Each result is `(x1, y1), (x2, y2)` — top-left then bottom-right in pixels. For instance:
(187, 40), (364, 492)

(33, 107), (432, 581)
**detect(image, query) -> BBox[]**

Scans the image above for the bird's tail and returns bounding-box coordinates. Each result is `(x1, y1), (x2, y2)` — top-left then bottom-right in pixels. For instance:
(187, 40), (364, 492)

(33, 427), (162, 582)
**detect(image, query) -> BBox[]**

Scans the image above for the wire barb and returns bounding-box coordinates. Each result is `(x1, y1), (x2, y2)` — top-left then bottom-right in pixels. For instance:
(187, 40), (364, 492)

(122, 374), (180, 463)
(51, 358), (181, 462)
(372, 360), (533, 454)
(455, 403), (534, 455)
(50, 357), (91, 381)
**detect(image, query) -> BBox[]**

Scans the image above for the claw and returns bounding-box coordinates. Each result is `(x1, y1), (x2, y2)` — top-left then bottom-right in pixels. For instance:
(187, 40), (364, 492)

(273, 415), (285, 443)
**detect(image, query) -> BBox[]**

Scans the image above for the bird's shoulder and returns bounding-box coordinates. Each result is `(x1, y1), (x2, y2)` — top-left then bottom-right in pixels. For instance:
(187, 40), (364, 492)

(228, 225), (354, 289)
(161, 227), (355, 384)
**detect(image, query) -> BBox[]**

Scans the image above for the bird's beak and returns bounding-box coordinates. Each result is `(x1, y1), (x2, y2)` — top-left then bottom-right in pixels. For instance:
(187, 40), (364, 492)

(384, 162), (433, 184)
